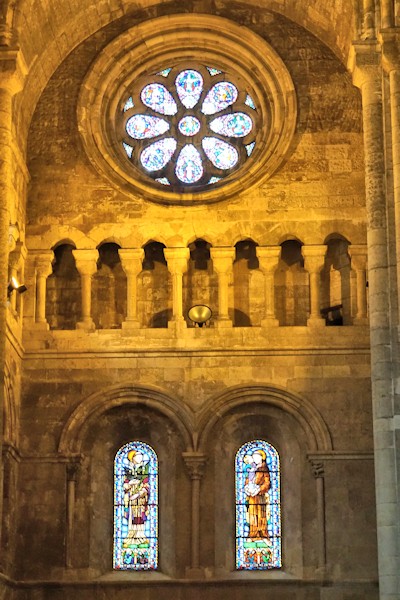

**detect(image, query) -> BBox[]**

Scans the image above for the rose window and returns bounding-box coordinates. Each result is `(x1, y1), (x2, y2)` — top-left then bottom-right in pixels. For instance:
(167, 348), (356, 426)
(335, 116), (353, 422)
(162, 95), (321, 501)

(119, 65), (258, 191)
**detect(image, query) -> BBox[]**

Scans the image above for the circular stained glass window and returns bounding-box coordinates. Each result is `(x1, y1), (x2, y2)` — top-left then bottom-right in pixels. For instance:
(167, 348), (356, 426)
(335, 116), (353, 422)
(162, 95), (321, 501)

(119, 65), (258, 191)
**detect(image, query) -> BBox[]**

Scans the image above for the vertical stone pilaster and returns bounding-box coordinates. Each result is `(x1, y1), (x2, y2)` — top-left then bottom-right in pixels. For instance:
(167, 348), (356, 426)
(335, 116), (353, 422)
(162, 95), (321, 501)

(210, 247), (235, 327)
(309, 460), (326, 575)
(381, 0), (394, 28)
(119, 248), (144, 329)
(256, 246), (280, 326)
(349, 245), (369, 324)
(0, 46), (26, 554)
(34, 251), (54, 330)
(182, 452), (207, 578)
(73, 249), (98, 331)
(352, 44), (399, 599)
(65, 458), (82, 569)
(164, 247), (190, 327)
(8, 241), (26, 314)
(303, 245), (326, 327)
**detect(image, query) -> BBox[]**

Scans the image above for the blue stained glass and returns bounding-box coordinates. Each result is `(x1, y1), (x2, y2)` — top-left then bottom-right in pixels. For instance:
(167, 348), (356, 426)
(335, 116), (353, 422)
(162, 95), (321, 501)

(114, 441), (158, 570)
(235, 440), (281, 570)
(175, 144), (203, 184)
(207, 67), (222, 76)
(245, 142), (256, 156)
(178, 116), (201, 137)
(201, 81), (238, 115)
(175, 70), (203, 109)
(202, 137), (238, 170)
(245, 94), (256, 110)
(141, 83), (178, 115)
(126, 115), (170, 139)
(122, 142), (133, 158)
(157, 68), (172, 77)
(155, 177), (171, 185)
(123, 97), (134, 112)
(140, 138), (177, 171)
(209, 113), (253, 138)
(208, 176), (222, 184)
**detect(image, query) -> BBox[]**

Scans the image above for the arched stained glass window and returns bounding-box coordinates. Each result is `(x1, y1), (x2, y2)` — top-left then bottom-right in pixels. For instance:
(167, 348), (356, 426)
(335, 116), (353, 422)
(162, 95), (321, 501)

(119, 64), (258, 191)
(113, 441), (158, 570)
(235, 440), (281, 570)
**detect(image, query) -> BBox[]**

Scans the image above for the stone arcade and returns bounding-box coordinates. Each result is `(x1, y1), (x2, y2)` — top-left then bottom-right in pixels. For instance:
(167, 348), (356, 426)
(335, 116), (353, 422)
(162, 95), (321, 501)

(0, 1), (399, 599)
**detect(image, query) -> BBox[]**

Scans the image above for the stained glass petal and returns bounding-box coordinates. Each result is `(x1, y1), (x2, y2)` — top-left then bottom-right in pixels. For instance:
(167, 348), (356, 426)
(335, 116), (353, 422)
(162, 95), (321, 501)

(122, 142), (133, 158)
(141, 83), (178, 115)
(123, 96), (134, 112)
(245, 141), (256, 156)
(209, 113), (253, 138)
(201, 81), (238, 115)
(175, 70), (203, 109)
(206, 67), (222, 76)
(155, 177), (171, 186)
(140, 138), (177, 172)
(126, 115), (170, 139)
(245, 94), (256, 110)
(202, 137), (238, 170)
(178, 116), (201, 137)
(175, 144), (203, 184)
(157, 68), (172, 77)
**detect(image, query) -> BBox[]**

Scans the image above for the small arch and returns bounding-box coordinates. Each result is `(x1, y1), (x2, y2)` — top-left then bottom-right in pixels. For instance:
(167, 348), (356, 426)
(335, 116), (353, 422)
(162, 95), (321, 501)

(184, 238), (217, 325)
(58, 384), (194, 455)
(197, 384), (332, 453)
(321, 236), (351, 325)
(46, 243), (81, 330)
(233, 239), (260, 327)
(92, 242), (126, 329)
(275, 240), (309, 326)
(140, 241), (171, 328)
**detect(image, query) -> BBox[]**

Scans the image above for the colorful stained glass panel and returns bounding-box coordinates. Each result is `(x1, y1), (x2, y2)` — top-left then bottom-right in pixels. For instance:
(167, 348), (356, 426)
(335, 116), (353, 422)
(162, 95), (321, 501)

(123, 96), (134, 112)
(245, 94), (256, 110)
(155, 177), (171, 185)
(140, 138), (177, 171)
(206, 67), (222, 76)
(175, 144), (203, 184)
(209, 113), (253, 138)
(175, 70), (203, 109)
(178, 116), (201, 137)
(122, 142), (133, 158)
(202, 137), (238, 170)
(126, 115), (170, 139)
(245, 141), (256, 156)
(141, 83), (178, 115)
(114, 441), (158, 570)
(201, 81), (238, 115)
(157, 68), (172, 77)
(235, 440), (281, 570)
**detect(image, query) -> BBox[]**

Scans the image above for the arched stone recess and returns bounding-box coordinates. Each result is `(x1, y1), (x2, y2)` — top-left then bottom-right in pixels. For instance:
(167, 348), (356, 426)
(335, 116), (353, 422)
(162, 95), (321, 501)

(58, 384), (194, 456)
(196, 384), (332, 453)
(77, 13), (297, 206)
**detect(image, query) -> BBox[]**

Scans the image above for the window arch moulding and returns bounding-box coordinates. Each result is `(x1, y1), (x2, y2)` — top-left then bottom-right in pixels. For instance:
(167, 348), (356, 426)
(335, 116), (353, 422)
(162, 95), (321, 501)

(77, 14), (297, 206)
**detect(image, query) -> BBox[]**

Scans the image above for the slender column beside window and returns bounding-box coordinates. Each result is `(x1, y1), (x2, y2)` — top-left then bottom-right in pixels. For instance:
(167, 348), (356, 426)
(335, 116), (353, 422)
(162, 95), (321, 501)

(309, 460), (326, 574)
(35, 251), (54, 330)
(164, 247), (190, 325)
(182, 452), (207, 577)
(256, 246), (280, 326)
(73, 249), (98, 330)
(348, 245), (368, 324)
(210, 247), (235, 327)
(302, 246), (326, 326)
(65, 459), (81, 569)
(119, 248), (144, 329)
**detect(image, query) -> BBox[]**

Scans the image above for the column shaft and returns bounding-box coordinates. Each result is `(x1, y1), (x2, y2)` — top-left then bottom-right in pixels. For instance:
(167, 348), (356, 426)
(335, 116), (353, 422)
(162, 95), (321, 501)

(164, 248), (189, 327)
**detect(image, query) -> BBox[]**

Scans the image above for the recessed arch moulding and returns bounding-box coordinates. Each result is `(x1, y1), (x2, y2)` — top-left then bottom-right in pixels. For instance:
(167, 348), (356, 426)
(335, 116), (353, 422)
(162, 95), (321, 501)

(78, 14), (297, 206)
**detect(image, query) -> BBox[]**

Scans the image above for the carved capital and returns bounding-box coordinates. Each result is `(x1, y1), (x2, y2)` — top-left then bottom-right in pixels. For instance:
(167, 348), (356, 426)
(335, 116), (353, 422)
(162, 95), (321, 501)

(348, 245), (368, 271)
(66, 456), (83, 482)
(256, 246), (281, 273)
(182, 452), (207, 480)
(309, 460), (325, 479)
(31, 250), (55, 278)
(118, 248), (144, 275)
(164, 247), (190, 275)
(302, 245), (326, 274)
(72, 249), (99, 276)
(210, 247), (235, 274)
(349, 42), (382, 89)
(8, 241), (26, 271)
(0, 48), (27, 95)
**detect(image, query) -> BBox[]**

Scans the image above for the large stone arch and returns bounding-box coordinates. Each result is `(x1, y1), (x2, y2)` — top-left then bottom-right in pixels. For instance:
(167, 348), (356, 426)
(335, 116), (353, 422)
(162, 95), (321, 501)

(196, 383), (332, 452)
(58, 383), (194, 455)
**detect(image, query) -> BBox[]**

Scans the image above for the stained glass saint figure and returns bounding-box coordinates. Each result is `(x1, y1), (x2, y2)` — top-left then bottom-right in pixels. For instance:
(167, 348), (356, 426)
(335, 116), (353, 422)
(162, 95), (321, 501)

(114, 441), (158, 570)
(236, 440), (281, 569)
